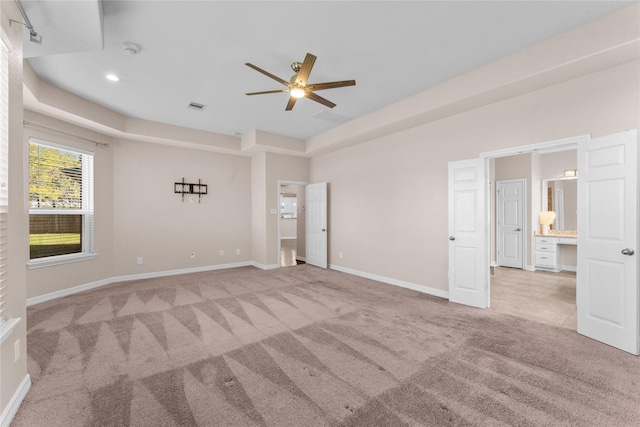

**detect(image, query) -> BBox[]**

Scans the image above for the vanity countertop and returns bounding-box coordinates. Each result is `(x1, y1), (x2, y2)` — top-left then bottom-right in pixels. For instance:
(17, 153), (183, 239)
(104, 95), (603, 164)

(535, 230), (577, 238)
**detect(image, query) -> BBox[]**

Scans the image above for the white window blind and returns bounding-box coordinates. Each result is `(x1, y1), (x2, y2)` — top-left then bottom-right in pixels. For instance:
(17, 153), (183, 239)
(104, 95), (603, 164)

(0, 37), (8, 320)
(28, 139), (94, 262)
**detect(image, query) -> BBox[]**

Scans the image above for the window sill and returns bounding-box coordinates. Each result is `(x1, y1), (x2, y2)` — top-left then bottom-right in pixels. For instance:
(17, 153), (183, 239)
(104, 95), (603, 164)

(0, 317), (22, 346)
(27, 252), (96, 269)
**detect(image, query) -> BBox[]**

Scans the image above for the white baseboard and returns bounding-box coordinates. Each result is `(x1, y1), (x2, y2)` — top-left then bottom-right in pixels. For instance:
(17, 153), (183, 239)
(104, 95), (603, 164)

(295, 256), (306, 262)
(27, 261), (254, 306)
(280, 236), (296, 240)
(329, 264), (449, 300)
(251, 262), (280, 270)
(524, 264), (536, 272)
(490, 261), (498, 267)
(562, 265), (577, 272)
(0, 374), (31, 427)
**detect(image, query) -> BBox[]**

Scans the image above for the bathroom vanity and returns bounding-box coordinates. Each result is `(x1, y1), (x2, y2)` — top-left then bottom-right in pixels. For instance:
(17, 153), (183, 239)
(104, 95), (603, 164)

(534, 231), (577, 272)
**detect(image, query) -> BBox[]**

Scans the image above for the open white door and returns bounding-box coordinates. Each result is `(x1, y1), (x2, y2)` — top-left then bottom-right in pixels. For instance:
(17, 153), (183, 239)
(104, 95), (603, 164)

(448, 158), (488, 308)
(577, 130), (638, 355)
(306, 182), (328, 268)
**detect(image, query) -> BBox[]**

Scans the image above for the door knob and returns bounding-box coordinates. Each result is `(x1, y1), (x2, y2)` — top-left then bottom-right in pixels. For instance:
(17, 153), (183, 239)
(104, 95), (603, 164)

(449, 236), (455, 241)
(621, 248), (635, 256)
(516, 228), (522, 231)
(321, 228), (326, 232)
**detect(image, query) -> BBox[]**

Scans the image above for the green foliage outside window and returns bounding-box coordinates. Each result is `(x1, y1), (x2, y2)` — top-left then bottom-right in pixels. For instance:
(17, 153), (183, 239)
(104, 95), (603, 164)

(29, 143), (82, 209)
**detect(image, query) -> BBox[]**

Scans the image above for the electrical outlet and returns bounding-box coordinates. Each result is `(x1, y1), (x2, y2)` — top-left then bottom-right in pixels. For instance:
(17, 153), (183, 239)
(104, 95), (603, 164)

(137, 257), (143, 265)
(236, 249), (241, 255)
(14, 339), (20, 362)
(219, 250), (224, 256)
(190, 252), (195, 258)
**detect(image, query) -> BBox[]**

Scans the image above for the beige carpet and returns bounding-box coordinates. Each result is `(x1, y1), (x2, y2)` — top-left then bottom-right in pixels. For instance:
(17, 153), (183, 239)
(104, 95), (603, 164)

(13, 265), (640, 426)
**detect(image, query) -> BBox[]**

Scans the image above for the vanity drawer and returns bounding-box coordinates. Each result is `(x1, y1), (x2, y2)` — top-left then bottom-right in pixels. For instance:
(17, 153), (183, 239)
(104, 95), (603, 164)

(535, 237), (557, 245)
(535, 252), (557, 267)
(535, 243), (556, 253)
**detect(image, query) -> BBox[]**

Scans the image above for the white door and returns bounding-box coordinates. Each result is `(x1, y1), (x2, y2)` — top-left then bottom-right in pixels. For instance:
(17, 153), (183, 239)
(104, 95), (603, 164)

(306, 182), (328, 268)
(496, 180), (525, 269)
(577, 130), (638, 355)
(448, 158), (488, 308)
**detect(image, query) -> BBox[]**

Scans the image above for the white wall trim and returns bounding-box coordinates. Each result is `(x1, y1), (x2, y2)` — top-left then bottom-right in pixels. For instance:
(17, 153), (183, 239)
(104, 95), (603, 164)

(0, 374), (31, 427)
(480, 134), (589, 159)
(296, 256), (306, 262)
(0, 318), (22, 346)
(251, 262), (280, 270)
(562, 265), (577, 272)
(329, 264), (449, 300)
(524, 264), (536, 272)
(27, 261), (254, 306)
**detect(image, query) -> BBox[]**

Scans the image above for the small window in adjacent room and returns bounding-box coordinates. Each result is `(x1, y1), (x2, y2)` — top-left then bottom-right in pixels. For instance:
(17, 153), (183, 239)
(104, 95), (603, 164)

(28, 138), (95, 267)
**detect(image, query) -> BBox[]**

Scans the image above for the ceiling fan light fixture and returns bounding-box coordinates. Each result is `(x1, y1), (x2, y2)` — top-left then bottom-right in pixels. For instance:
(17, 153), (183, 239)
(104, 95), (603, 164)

(290, 88), (305, 98)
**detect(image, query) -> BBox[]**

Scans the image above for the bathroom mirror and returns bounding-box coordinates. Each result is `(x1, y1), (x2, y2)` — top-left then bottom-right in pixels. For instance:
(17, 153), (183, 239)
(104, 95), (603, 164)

(542, 178), (577, 230)
(280, 193), (297, 219)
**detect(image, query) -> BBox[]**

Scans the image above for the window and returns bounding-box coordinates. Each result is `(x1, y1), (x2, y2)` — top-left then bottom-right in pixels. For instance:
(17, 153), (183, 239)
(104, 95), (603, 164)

(28, 138), (94, 267)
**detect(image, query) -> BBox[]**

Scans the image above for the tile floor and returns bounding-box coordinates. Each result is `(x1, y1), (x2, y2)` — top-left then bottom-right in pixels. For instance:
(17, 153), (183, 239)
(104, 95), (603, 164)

(490, 266), (577, 330)
(280, 239), (298, 267)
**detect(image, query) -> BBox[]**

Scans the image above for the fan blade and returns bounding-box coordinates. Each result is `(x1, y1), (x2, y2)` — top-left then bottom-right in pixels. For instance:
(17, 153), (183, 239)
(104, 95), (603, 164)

(245, 63), (290, 87)
(305, 91), (336, 109)
(285, 96), (298, 111)
(305, 80), (356, 91)
(294, 53), (317, 86)
(246, 89), (289, 96)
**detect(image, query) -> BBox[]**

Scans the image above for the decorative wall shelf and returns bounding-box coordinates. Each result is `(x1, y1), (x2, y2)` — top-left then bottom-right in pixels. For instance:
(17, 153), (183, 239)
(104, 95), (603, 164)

(175, 178), (207, 203)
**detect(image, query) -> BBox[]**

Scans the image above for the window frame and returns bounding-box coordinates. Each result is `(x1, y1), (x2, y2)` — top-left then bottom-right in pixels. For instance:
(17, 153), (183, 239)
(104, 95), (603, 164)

(27, 137), (96, 269)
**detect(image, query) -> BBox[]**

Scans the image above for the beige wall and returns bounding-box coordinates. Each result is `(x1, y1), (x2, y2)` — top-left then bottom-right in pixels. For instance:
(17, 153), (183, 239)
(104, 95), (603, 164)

(112, 138), (252, 276)
(541, 150), (577, 179)
(1, 0), (27, 416)
(311, 60), (639, 292)
(251, 152), (267, 266)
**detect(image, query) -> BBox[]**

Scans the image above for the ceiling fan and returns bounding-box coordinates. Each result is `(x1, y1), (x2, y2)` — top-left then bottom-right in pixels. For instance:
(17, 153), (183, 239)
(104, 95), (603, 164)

(245, 53), (356, 111)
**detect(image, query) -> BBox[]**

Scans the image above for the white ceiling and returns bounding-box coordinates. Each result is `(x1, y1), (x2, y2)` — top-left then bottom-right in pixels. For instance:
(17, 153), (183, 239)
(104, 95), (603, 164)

(22, 1), (635, 140)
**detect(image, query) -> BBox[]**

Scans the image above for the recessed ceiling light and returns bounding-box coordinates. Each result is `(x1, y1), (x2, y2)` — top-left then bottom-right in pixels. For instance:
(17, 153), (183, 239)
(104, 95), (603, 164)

(106, 74), (120, 82)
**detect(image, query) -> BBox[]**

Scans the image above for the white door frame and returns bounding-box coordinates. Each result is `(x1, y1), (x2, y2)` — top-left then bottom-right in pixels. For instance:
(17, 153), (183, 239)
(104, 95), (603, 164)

(480, 135), (589, 305)
(496, 178), (526, 269)
(277, 179), (309, 268)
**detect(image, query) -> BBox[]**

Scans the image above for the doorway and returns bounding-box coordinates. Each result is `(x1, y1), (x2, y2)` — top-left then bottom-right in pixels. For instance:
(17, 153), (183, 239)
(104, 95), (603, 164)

(490, 149), (577, 330)
(450, 131), (638, 353)
(278, 182), (307, 267)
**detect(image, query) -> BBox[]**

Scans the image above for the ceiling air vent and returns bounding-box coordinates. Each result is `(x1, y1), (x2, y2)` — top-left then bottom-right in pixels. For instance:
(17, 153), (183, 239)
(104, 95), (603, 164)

(187, 102), (207, 111)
